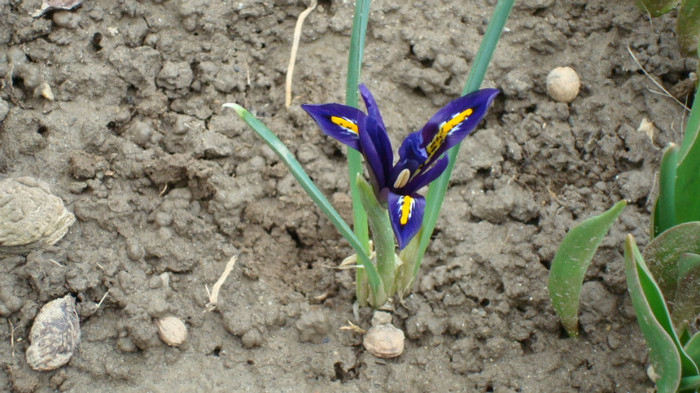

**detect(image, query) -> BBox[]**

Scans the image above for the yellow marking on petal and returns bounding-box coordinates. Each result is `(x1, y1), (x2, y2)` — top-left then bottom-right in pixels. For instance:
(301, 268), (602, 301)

(330, 116), (358, 134)
(393, 169), (411, 189)
(426, 108), (473, 157)
(400, 196), (413, 226)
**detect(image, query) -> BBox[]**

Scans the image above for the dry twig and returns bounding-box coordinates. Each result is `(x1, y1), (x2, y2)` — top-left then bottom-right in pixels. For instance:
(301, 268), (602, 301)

(626, 44), (690, 111)
(285, 0), (317, 108)
(205, 255), (237, 312)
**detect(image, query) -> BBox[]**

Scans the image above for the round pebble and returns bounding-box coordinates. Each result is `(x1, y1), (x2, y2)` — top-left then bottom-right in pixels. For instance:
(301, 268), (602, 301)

(155, 316), (187, 346)
(546, 66), (580, 103)
(363, 324), (405, 359)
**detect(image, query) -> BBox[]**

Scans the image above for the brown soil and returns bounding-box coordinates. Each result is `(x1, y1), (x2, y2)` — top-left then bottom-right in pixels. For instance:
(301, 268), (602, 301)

(1, 0), (697, 392)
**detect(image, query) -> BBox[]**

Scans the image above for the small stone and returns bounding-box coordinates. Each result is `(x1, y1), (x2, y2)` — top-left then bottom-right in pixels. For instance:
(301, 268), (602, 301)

(155, 316), (187, 346)
(26, 295), (81, 371)
(371, 311), (392, 326)
(37, 82), (54, 100)
(546, 66), (580, 103)
(363, 324), (405, 359)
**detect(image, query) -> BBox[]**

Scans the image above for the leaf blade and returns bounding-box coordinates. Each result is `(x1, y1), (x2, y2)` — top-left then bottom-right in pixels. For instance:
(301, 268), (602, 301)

(223, 103), (383, 300)
(547, 200), (626, 336)
(625, 234), (682, 393)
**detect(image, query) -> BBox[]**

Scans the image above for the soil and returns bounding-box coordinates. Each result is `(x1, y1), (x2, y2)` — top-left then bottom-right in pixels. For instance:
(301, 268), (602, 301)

(0, 0), (697, 392)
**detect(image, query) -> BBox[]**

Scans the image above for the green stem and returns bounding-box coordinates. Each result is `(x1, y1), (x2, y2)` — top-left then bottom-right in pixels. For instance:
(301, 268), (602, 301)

(346, 0), (372, 304)
(357, 176), (396, 297)
(415, 0), (514, 278)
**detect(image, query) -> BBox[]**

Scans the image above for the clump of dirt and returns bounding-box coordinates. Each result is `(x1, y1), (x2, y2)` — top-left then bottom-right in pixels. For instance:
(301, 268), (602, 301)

(0, 0), (697, 391)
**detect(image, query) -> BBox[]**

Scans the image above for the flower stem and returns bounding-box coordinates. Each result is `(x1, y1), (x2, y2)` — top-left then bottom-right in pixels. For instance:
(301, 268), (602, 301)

(357, 175), (396, 299)
(346, 0), (372, 303)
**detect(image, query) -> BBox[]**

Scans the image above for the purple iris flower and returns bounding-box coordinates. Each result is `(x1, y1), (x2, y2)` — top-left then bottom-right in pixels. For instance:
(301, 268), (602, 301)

(301, 84), (498, 249)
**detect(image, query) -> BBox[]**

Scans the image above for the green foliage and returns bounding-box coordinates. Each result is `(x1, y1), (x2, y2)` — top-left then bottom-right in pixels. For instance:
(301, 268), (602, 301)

(547, 201), (626, 336)
(624, 235), (683, 393)
(222, 103), (384, 304)
(675, 86), (700, 226)
(547, 52), (700, 389)
(226, 0), (510, 308)
(643, 223), (700, 328)
(677, 0), (700, 56)
(345, 0), (372, 305)
(652, 143), (679, 237)
(356, 175), (395, 303)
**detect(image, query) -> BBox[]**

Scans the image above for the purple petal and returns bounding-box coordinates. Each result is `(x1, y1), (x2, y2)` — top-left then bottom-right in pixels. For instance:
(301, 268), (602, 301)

(387, 192), (425, 250)
(420, 88), (499, 163)
(401, 154), (449, 194)
(358, 116), (393, 189)
(391, 132), (427, 183)
(358, 84), (386, 131)
(301, 103), (366, 151)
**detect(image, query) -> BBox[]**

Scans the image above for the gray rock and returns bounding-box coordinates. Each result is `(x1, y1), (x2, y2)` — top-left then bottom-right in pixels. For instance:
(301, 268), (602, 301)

(0, 177), (75, 254)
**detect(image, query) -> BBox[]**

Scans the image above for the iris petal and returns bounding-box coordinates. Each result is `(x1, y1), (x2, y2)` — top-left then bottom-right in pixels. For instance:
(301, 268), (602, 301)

(419, 88), (499, 166)
(358, 116), (392, 190)
(400, 155), (449, 195)
(387, 192), (425, 250)
(359, 84), (386, 131)
(301, 103), (366, 151)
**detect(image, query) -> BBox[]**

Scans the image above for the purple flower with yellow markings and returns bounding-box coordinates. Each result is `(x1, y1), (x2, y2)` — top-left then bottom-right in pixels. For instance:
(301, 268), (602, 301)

(302, 84), (498, 249)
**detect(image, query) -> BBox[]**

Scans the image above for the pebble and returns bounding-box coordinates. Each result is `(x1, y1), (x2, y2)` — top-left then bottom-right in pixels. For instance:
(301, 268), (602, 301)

(155, 316), (187, 346)
(0, 177), (75, 254)
(363, 324), (405, 359)
(26, 295), (81, 371)
(546, 66), (580, 103)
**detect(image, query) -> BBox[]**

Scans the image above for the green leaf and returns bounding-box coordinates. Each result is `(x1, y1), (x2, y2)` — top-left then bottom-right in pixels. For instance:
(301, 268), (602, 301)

(653, 144), (679, 238)
(547, 200), (626, 336)
(635, 0), (680, 16)
(673, 253), (700, 330)
(415, 0), (515, 276)
(685, 331), (700, 367)
(625, 235), (682, 393)
(222, 103), (384, 303)
(677, 0), (700, 57)
(643, 222), (700, 306)
(345, 0), (371, 256)
(356, 175), (396, 296)
(675, 86), (700, 226)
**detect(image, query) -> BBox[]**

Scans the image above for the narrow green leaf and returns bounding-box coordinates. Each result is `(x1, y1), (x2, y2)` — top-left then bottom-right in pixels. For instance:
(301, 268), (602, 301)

(679, 374), (700, 391)
(624, 235), (682, 393)
(395, 231), (421, 298)
(675, 86), (700, 226)
(547, 200), (627, 336)
(346, 0), (372, 303)
(635, 0), (680, 16)
(685, 332), (700, 370)
(643, 222), (700, 305)
(415, 0), (515, 276)
(357, 176), (396, 295)
(345, 0), (371, 255)
(653, 143), (679, 237)
(222, 103), (383, 300)
(677, 0), (700, 56)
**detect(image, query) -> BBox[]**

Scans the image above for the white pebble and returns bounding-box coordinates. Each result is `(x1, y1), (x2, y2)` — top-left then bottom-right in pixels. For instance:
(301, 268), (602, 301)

(363, 324), (404, 359)
(156, 316), (187, 346)
(546, 66), (580, 103)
